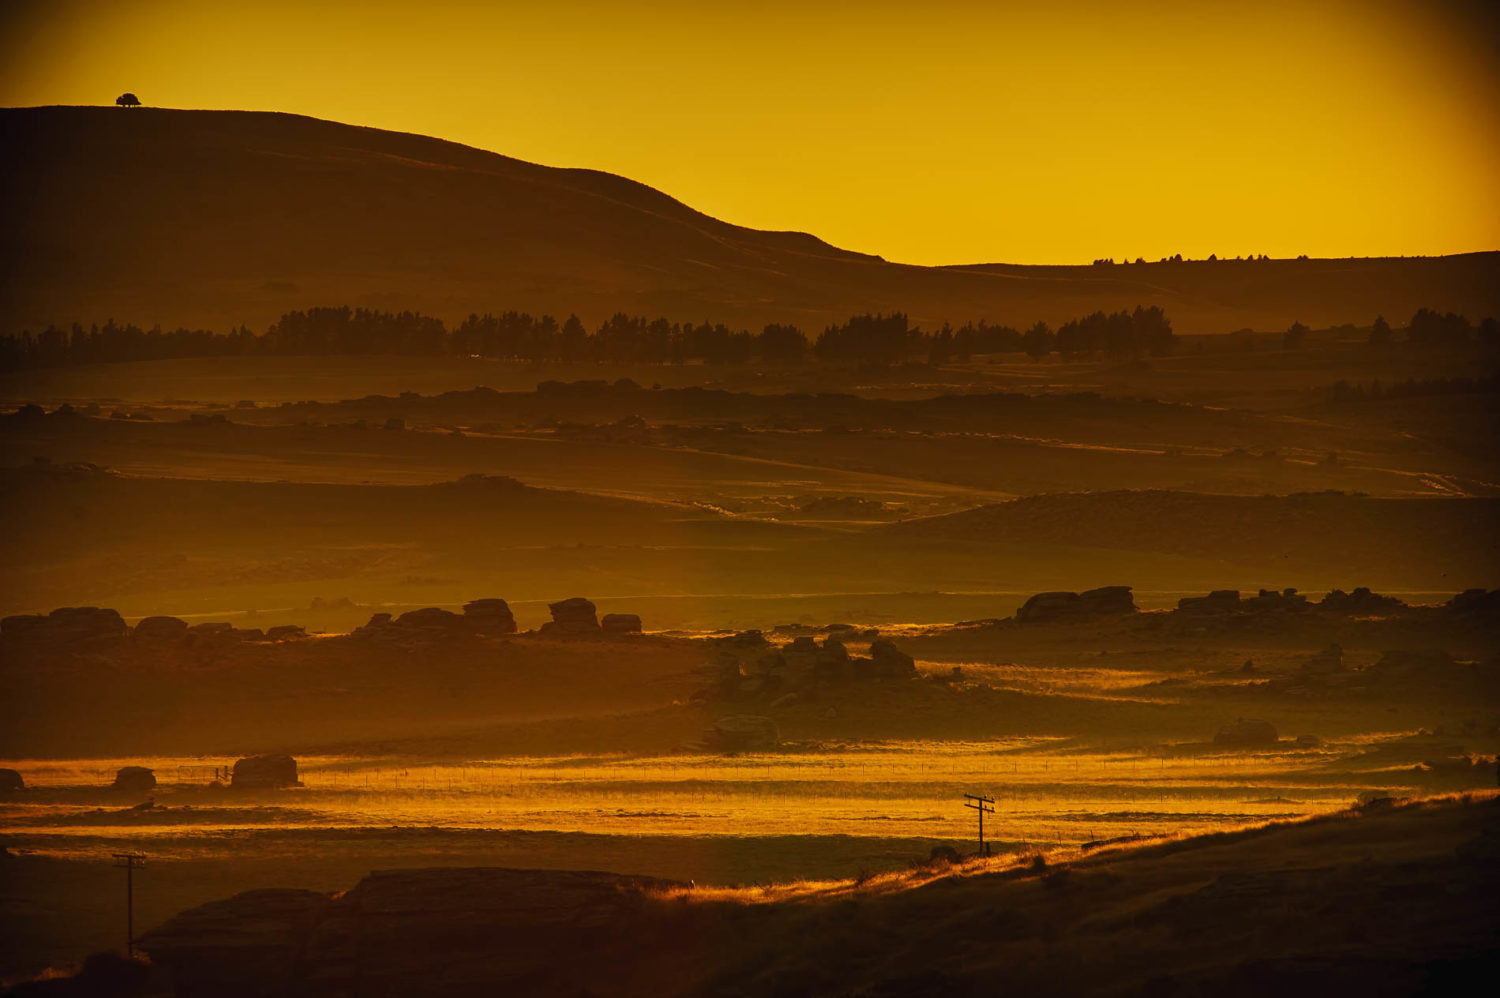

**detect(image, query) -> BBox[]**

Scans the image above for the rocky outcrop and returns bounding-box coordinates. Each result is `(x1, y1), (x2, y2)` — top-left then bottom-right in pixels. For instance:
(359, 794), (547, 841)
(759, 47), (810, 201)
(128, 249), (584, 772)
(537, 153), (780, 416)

(2, 606), (127, 646)
(543, 597), (600, 634)
(112, 766), (156, 792)
(600, 612), (642, 634)
(868, 639), (917, 678)
(463, 598), (517, 635)
(1017, 586), (1136, 623)
(0, 768), (23, 792)
(1447, 588), (1500, 614)
(231, 754), (300, 789)
(1178, 590), (1241, 613)
(264, 624), (306, 641)
(393, 607), (468, 632)
(134, 615), (189, 642)
(1318, 587), (1406, 614)
(706, 715), (780, 751)
(1214, 717), (1278, 747)
(1243, 588), (1310, 612)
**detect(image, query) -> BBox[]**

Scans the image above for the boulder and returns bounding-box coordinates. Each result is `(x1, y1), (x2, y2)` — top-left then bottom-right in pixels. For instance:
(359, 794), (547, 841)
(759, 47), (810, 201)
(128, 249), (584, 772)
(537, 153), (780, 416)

(112, 766), (157, 792)
(134, 615), (189, 641)
(231, 754), (300, 789)
(265, 624), (307, 641)
(600, 612), (642, 634)
(1213, 717), (1278, 747)
(546, 597), (600, 633)
(0, 768), (23, 792)
(462, 598), (517, 635)
(869, 638), (917, 678)
(706, 715), (780, 752)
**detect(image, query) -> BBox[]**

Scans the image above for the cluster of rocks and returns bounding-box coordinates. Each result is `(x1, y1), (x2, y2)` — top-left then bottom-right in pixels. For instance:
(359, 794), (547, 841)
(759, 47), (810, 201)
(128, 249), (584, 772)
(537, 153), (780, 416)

(538, 597), (641, 636)
(701, 632), (917, 703)
(0, 756), (302, 795)
(1017, 586), (1136, 623)
(351, 597), (642, 641)
(1, 606), (126, 646)
(0, 608), (313, 650)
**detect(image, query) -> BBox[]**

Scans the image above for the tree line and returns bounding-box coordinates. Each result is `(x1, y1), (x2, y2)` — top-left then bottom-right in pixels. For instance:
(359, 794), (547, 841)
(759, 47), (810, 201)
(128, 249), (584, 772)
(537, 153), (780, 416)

(0, 304), (1181, 370)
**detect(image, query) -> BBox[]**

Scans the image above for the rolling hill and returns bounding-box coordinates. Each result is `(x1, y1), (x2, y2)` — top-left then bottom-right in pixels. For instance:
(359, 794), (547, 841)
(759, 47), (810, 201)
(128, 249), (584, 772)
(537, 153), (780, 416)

(3, 106), (1497, 334)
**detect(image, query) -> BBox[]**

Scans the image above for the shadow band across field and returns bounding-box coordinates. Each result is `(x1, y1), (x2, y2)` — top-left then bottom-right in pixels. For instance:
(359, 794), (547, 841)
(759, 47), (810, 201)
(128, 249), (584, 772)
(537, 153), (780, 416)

(60, 795), (1499, 998)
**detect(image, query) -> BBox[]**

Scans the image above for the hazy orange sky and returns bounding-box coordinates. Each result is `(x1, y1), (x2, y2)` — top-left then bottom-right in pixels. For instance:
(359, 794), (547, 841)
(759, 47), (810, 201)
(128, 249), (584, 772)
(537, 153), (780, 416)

(3, 0), (1497, 265)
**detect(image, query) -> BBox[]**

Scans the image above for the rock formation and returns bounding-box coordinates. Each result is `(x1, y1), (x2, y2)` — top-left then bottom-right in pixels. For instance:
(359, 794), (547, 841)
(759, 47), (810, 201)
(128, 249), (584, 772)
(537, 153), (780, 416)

(1178, 590), (1242, 613)
(1318, 587), (1406, 614)
(134, 615), (189, 642)
(544, 597), (600, 633)
(112, 766), (157, 792)
(1, 606), (126, 645)
(868, 639), (917, 678)
(1017, 586), (1136, 623)
(231, 754), (300, 789)
(463, 598), (517, 635)
(0, 768), (23, 792)
(600, 612), (643, 634)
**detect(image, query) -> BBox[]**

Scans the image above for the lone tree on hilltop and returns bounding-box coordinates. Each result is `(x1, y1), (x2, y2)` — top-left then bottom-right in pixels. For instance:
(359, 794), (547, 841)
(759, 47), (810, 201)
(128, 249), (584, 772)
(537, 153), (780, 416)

(116, 93), (140, 107)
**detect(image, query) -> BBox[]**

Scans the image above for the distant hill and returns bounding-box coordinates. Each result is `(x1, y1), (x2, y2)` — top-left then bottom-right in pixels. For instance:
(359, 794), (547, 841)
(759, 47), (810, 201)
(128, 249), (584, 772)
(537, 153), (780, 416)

(2, 106), (1497, 333)
(887, 490), (1500, 586)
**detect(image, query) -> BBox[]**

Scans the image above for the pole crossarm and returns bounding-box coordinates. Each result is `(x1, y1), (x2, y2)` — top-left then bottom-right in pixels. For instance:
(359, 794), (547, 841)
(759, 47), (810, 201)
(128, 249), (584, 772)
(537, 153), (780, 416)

(963, 794), (996, 855)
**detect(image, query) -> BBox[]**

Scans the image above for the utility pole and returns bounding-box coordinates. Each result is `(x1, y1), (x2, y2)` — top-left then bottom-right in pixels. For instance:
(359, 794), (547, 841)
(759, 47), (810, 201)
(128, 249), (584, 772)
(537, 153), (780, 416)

(112, 852), (146, 957)
(963, 794), (995, 856)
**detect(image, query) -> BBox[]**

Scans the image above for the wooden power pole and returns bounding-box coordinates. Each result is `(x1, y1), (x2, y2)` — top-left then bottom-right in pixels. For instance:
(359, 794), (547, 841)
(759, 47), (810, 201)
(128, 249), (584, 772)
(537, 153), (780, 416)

(963, 794), (995, 856)
(112, 852), (146, 957)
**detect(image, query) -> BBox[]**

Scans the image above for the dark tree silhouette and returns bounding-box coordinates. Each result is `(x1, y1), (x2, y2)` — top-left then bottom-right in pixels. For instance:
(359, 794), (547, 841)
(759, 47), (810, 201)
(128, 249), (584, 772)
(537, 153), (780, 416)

(1283, 321), (1310, 350)
(115, 93), (141, 107)
(1369, 315), (1392, 345)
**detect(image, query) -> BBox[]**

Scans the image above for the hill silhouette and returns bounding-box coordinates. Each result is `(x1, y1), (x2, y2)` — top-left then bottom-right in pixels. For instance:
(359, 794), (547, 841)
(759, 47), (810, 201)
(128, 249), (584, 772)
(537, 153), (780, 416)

(4, 106), (1497, 334)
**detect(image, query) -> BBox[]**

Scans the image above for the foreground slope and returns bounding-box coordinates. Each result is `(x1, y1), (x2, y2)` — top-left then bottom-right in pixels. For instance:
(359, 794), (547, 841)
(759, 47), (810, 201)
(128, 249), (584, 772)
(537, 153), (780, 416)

(3, 106), (1497, 333)
(126, 795), (1499, 997)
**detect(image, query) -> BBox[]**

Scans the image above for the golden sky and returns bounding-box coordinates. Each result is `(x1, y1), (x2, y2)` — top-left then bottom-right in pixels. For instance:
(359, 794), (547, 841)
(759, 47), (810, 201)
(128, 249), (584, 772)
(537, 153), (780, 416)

(3, 0), (1497, 265)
